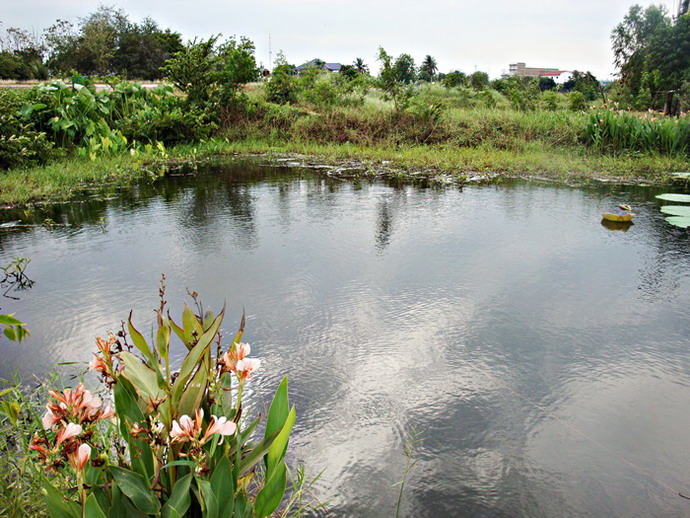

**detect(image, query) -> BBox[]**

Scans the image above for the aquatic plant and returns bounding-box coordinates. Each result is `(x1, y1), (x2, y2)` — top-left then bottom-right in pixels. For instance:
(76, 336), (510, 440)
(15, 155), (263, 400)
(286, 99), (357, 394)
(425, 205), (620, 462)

(19, 284), (296, 517)
(656, 185), (690, 228)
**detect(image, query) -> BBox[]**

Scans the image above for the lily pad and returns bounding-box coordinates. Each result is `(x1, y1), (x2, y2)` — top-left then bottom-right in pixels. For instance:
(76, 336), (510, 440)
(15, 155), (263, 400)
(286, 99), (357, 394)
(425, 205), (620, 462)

(655, 193), (690, 203)
(665, 216), (690, 228)
(660, 205), (690, 217)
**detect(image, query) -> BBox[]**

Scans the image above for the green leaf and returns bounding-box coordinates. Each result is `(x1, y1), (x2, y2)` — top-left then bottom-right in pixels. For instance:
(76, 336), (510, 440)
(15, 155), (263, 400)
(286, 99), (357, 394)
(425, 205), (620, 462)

(84, 493), (107, 518)
(666, 216), (690, 228)
(41, 475), (80, 518)
(162, 473), (192, 518)
(109, 466), (161, 514)
(253, 461), (287, 518)
(119, 351), (166, 402)
(656, 193), (690, 203)
(238, 426), (283, 475)
(172, 309), (224, 405)
(196, 478), (219, 518)
(0, 314), (23, 326)
(128, 312), (154, 361)
(177, 360), (209, 417)
(182, 304), (203, 344)
(266, 406), (296, 476)
(233, 493), (253, 518)
(210, 457), (235, 518)
(660, 205), (690, 217)
(265, 378), (289, 452)
(113, 380), (154, 480)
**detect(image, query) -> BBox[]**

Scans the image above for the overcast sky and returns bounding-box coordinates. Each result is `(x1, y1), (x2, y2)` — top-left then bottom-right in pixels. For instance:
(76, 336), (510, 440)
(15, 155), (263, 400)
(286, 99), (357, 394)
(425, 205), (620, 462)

(1, 0), (680, 79)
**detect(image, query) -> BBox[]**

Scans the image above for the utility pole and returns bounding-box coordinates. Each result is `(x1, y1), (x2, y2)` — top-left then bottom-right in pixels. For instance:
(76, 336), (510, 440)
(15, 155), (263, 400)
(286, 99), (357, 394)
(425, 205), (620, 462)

(268, 34), (273, 71)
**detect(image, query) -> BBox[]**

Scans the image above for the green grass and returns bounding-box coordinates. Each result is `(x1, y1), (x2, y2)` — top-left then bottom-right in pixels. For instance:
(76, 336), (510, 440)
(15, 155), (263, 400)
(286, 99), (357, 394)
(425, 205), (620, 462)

(1, 137), (687, 206)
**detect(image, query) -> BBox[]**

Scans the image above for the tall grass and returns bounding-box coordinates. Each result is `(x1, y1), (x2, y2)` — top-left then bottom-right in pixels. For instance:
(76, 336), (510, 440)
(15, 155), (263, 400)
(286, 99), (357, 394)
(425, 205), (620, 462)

(585, 107), (690, 155)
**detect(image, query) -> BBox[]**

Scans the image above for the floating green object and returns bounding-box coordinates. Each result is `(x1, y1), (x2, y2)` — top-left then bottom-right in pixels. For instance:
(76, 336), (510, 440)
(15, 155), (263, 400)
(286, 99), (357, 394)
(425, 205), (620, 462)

(655, 193), (690, 203)
(660, 205), (690, 217)
(665, 216), (690, 228)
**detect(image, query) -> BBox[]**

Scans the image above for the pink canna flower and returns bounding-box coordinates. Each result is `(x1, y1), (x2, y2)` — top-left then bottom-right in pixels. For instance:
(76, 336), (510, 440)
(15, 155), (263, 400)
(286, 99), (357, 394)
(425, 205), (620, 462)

(221, 342), (252, 372)
(42, 407), (61, 430)
(202, 415), (237, 445)
(56, 422), (82, 445)
(171, 409), (204, 442)
(235, 358), (261, 380)
(69, 443), (91, 472)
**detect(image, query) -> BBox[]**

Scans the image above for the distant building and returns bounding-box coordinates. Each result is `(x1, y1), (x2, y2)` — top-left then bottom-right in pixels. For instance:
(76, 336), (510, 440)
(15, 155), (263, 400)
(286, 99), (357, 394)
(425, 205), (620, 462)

(295, 58), (342, 73)
(508, 62), (566, 79)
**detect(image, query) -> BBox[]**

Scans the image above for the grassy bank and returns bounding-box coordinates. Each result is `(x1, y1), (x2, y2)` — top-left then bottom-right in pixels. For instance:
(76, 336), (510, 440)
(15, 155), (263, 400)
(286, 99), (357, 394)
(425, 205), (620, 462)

(1, 137), (688, 207)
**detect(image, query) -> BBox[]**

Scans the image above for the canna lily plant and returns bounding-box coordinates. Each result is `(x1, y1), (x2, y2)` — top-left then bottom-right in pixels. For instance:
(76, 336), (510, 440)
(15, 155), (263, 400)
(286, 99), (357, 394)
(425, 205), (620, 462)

(31, 286), (296, 518)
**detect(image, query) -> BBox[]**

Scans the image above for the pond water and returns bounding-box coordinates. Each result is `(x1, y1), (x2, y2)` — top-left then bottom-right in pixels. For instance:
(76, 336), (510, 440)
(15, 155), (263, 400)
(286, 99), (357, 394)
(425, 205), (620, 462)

(2, 161), (690, 517)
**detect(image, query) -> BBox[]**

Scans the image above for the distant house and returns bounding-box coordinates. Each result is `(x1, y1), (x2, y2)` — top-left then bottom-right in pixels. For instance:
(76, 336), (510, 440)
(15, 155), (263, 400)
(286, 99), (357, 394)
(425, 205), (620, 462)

(508, 62), (566, 79)
(295, 58), (342, 73)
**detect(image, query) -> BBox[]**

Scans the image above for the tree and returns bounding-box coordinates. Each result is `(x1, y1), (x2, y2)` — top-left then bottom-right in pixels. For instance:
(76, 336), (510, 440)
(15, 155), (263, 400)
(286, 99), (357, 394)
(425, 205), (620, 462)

(393, 53), (416, 84)
(114, 18), (182, 79)
(377, 47), (413, 111)
(611, 4), (670, 98)
(441, 70), (466, 88)
(538, 77), (556, 91)
(469, 70), (489, 90)
(419, 54), (438, 82)
(353, 57), (369, 75)
(265, 51), (297, 104)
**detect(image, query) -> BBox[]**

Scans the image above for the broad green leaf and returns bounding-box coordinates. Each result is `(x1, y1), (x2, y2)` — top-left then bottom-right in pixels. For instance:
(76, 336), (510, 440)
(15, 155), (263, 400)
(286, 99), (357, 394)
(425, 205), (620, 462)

(169, 318), (192, 351)
(41, 475), (80, 518)
(210, 457), (235, 518)
(196, 478), (219, 518)
(266, 406), (296, 476)
(253, 461), (287, 518)
(0, 314), (23, 326)
(660, 205), (690, 217)
(113, 379), (154, 480)
(656, 193), (690, 203)
(84, 493), (107, 518)
(265, 378), (289, 451)
(119, 351), (166, 402)
(182, 304), (203, 344)
(172, 309), (224, 405)
(109, 466), (161, 514)
(128, 312), (154, 361)
(162, 473), (192, 518)
(666, 216), (690, 228)
(238, 426), (283, 475)
(177, 361), (209, 417)
(233, 493), (253, 518)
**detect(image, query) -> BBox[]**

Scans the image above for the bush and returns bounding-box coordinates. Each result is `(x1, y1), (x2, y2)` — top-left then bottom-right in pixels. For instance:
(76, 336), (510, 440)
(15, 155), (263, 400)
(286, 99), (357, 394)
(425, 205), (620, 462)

(0, 89), (55, 169)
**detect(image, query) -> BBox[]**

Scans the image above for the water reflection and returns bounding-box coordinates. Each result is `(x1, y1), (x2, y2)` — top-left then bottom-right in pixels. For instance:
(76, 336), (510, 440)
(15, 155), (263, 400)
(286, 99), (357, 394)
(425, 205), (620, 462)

(1, 162), (690, 517)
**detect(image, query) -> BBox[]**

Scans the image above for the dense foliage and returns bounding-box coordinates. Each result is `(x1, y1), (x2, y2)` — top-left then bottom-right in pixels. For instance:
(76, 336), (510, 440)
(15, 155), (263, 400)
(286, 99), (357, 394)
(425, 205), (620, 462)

(612, 4), (690, 112)
(0, 6), (183, 80)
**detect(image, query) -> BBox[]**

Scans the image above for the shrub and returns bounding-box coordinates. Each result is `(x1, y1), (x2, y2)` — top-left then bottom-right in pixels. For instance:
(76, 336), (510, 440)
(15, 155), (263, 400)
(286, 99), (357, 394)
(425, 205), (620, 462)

(0, 89), (55, 169)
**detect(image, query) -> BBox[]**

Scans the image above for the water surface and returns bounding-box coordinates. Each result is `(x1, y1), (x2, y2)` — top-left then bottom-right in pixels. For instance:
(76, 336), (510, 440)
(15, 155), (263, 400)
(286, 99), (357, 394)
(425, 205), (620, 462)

(2, 162), (690, 517)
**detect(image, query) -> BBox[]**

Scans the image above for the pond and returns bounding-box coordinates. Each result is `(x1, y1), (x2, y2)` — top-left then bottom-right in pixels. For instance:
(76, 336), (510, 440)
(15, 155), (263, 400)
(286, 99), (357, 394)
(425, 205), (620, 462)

(2, 161), (690, 517)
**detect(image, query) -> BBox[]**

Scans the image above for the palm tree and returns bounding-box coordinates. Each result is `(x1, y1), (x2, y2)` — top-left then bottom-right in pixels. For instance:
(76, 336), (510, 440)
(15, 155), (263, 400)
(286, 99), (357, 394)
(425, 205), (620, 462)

(353, 57), (369, 75)
(421, 55), (438, 81)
